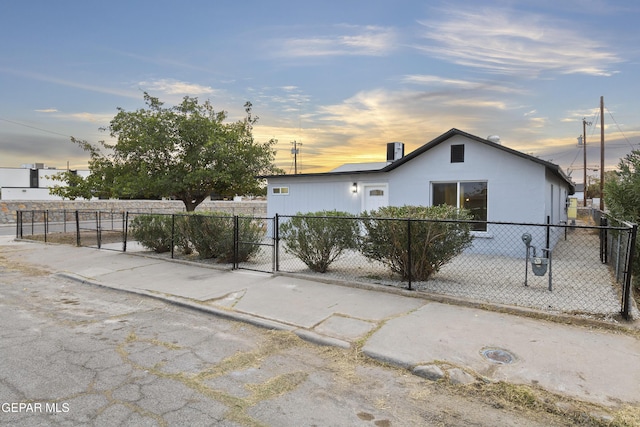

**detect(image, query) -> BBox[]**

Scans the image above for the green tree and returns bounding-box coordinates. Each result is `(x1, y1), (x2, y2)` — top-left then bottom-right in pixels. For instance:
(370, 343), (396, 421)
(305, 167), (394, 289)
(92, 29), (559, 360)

(50, 93), (283, 210)
(586, 171), (617, 199)
(604, 150), (640, 288)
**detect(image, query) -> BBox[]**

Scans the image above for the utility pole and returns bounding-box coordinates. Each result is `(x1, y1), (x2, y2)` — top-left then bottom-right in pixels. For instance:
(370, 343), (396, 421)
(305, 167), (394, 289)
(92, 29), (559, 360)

(600, 96), (605, 211)
(580, 118), (591, 207)
(291, 140), (302, 174)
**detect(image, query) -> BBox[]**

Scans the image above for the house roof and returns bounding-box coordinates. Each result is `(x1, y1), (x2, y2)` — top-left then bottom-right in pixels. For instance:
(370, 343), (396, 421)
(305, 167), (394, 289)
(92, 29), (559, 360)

(263, 128), (575, 194)
(330, 162), (389, 172)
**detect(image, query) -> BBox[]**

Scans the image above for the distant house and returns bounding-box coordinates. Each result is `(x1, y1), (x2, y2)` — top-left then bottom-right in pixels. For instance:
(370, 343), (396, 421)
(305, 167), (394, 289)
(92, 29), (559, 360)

(0, 164), (91, 200)
(573, 183), (585, 204)
(262, 129), (575, 254)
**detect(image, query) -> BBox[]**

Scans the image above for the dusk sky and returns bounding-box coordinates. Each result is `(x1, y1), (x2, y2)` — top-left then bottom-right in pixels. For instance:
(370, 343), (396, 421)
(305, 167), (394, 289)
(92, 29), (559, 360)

(1, 0), (640, 184)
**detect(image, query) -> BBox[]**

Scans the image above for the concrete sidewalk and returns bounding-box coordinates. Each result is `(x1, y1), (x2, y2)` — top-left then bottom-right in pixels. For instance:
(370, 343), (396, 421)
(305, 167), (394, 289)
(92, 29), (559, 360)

(2, 236), (640, 408)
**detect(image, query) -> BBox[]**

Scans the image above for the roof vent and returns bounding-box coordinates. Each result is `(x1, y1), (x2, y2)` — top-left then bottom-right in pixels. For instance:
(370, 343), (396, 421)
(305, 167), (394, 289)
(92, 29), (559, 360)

(487, 135), (501, 144)
(386, 142), (404, 162)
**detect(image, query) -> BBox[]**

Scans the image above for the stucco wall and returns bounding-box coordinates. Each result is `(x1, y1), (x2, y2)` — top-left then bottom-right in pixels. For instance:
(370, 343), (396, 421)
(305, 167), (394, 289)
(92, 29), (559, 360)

(0, 200), (266, 224)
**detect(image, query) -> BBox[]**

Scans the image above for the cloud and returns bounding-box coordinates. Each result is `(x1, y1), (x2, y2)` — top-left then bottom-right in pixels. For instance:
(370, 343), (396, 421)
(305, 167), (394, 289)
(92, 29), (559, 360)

(66, 112), (114, 123)
(401, 74), (528, 95)
(35, 109), (58, 113)
(416, 8), (623, 77)
(0, 131), (89, 169)
(138, 79), (217, 96)
(0, 67), (140, 98)
(275, 25), (397, 58)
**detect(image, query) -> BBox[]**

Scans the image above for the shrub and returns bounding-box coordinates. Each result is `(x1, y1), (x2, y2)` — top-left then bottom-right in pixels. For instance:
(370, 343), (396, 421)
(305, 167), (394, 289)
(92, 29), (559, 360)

(280, 210), (359, 273)
(360, 205), (474, 281)
(129, 214), (173, 253)
(233, 216), (267, 263)
(181, 212), (265, 262)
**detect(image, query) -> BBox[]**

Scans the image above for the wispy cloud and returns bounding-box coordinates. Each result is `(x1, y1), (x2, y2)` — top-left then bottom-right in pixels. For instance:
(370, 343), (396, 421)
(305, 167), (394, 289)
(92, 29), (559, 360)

(416, 8), (623, 77)
(35, 109), (58, 113)
(401, 74), (527, 94)
(66, 112), (114, 123)
(138, 79), (217, 96)
(0, 67), (141, 98)
(275, 25), (397, 58)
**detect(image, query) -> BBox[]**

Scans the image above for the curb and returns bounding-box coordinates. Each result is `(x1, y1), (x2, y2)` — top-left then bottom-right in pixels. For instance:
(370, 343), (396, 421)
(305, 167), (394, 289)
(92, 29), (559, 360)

(55, 272), (352, 350)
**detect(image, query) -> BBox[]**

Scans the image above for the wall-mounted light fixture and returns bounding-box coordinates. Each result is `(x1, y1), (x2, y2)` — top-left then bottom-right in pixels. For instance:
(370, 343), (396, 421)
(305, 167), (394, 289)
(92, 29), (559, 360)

(352, 182), (358, 193)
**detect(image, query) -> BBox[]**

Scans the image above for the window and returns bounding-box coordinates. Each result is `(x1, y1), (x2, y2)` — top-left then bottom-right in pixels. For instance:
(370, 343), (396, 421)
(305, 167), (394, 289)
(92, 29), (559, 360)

(272, 187), (289, 195)
(369, 189), (384, 196)
(433, 181), (487, 231)
(451, 144), (465, 163)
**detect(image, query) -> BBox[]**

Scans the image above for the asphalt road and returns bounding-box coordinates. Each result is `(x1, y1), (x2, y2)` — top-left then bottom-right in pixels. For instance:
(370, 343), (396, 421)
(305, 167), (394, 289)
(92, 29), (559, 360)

(0, 242), (575, 426)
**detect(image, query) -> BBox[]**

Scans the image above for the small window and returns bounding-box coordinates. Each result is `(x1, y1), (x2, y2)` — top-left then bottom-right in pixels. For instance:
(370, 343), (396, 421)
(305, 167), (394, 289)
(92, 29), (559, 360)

(369, 189), (384, 196)
(451, 144), (465, 163)
(272, 187), (289, 195)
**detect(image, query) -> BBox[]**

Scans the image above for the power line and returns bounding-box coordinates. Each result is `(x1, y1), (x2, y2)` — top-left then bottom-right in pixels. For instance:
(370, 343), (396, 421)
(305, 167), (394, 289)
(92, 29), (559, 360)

(0, 117), (72, 139)
(605, 106), (637, 150)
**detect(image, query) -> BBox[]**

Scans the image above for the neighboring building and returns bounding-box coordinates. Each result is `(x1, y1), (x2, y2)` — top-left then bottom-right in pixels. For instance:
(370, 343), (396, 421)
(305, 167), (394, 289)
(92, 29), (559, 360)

(0, 164), (91, 200)
(262, 128), (575, 255)
(573, 183), (585, 204)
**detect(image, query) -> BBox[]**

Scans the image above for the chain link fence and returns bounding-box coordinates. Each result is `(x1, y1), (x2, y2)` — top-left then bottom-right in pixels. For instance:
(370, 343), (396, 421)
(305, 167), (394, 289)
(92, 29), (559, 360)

(16, 209), (127, 249)
(15, 209), (637, 320)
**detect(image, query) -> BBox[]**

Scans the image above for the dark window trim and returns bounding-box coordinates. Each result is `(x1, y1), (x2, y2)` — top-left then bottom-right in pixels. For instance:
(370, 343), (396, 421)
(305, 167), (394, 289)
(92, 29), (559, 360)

(451, 144), (465, 163)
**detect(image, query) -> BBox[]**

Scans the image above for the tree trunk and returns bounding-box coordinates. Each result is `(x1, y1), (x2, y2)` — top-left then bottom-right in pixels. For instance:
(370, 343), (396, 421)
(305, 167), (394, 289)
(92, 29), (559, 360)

(181, 195), (207, 212)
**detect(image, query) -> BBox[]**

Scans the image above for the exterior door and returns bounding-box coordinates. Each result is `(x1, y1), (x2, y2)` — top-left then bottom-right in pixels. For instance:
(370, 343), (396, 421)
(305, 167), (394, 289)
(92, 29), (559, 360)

(363, 184), (388, 212)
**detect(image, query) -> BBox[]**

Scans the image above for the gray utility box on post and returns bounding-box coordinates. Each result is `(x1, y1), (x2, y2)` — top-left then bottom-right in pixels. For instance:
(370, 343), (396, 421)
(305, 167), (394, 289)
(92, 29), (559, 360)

(531, 256), (549, 276)
(521, 233), (553, 291)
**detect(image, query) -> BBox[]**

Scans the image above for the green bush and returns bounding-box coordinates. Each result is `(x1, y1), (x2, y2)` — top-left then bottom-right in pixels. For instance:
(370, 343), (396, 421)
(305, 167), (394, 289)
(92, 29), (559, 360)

(129, 214), (173, 253)
(280, 210), (359, 273)
(181, 212), (265, 262)
(360, 205), (474, 281)
(234, 216), (268, 263)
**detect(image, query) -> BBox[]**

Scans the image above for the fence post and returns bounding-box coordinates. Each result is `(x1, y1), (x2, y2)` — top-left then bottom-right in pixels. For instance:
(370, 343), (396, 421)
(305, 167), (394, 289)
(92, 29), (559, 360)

(123, 211), (128, 252)
(171, 214), (175, 259)
(600, 216), (608, 263)
(622, 224), (637, 320)
(275, 214), (280, 272)
(233, 215), (239, 270)
(407, 219), (412, 291)
(16, 211), (21, 239)
(272, 216), (277, 273)
(545, 215), (550, 250)
(75, 210), (81, 246)
(44, 210), (48, 243)
(96, 211), (101, 249)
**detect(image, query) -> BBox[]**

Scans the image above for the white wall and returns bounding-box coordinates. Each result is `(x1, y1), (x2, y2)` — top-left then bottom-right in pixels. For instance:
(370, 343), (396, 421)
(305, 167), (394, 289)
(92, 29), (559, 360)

(384, 134), (548, 224)
(0, 168), (29, 187)
(267, 176), (368, 218)
(2, 187), (66, 200)
(1, 167), (92, 200)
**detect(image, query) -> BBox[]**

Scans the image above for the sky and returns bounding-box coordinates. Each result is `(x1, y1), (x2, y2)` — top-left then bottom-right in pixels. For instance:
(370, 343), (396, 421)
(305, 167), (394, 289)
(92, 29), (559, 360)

(1, 0), (640, 184)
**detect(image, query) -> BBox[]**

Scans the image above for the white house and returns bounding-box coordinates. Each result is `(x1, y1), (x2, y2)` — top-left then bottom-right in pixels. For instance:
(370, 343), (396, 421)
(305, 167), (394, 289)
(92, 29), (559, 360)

(263, 129), (575, 254)
(0, 164), (91, 200)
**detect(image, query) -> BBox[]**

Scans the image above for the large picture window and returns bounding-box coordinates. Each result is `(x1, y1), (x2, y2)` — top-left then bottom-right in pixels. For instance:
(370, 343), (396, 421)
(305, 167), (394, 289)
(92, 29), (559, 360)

(432, 181), (487, 231)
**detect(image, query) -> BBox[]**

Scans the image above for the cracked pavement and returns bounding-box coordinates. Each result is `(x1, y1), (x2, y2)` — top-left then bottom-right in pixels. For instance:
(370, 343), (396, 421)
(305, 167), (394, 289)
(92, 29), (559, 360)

(0, 244), (574, 426)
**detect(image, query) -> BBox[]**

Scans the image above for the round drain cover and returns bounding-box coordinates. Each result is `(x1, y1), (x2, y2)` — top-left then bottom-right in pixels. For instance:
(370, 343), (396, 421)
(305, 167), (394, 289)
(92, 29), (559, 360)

(481, 348), (514, 364)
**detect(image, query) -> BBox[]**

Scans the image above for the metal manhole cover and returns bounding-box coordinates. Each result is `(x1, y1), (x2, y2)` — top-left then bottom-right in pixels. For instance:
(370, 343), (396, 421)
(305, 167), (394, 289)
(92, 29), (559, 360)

(481, 348), (515, 364)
